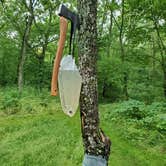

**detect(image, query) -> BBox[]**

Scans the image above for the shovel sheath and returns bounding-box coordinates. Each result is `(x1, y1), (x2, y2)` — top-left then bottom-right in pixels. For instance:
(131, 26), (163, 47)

(51, 17), (68, 96)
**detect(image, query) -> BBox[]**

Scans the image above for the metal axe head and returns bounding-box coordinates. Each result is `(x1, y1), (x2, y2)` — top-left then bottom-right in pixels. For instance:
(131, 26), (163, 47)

(58, 4), (80, 31)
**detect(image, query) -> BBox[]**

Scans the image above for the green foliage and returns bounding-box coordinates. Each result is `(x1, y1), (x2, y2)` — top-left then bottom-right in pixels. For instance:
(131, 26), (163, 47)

(0, 0), (165, 164)
(0, 89), (21, 114)
(107, 100), (166, 131)
(0, 0), (166, 101)
(0, 102), (165, 166)
(0, 37), (19, 85)
(98, 55), (123, 101)
(0, 87), (61, 115)
(0, 112), (83, 166)
(102, 100), (166, 149)
(114, 100), (146, 119)
(0, 87), (165, 165)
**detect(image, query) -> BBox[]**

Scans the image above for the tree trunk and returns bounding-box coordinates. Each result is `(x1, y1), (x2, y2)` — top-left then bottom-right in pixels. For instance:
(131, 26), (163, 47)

(152, 36), (156, 71)
(151, 10), (166, 98)
(38, 45), (47, 91)
(38, 56), (44, 91)
(18, 16), (33, 93)
(162, 65), (166, 98)
(107, 9), (113, 57)
(17, 0), (34, 93)
(0, 54), (7, 86)
(102, 80), (107, 99)
(119, 0), (129, 100)
(77, 0), (111, 162)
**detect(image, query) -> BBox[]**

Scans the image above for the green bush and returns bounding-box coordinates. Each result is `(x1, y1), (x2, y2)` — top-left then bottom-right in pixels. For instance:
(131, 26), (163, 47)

(107, 100), (166, 132)
(0, 90), (21, 115)
(102, 100), (166, 145)
(114, 100), (146, 120)
(139, 102), (166, 132)
(146, 102), (166, 116)
(0, 87), (62, 116)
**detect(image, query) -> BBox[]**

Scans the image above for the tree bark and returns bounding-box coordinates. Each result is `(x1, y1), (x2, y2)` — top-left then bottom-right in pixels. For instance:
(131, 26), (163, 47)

(162, 65), (166, 98)
(0, 54), (6, 86)
(17, 0), (34, 93)
(151, 9), (166, 98)
(38, 55), (45, 91)
(37, 43), (48, 91)
(107, 8), (113, 57)
(77, 0), (111, 162)
(119, 0), (129, 100)
(102, 79), (107, 99)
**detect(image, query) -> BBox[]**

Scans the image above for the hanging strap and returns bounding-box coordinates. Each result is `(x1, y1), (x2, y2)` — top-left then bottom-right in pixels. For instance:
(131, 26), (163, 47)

(69, 21), (76, 58)
(69, 22), (73, 55)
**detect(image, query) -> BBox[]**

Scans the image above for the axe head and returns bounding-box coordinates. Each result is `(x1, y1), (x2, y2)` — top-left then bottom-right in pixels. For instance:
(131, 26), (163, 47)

(58, 4), (80, 31)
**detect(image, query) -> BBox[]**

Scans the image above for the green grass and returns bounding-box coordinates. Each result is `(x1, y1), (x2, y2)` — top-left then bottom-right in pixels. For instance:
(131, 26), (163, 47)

(102, 121), (165, 166)
(0, 112), (83, 166)
(0, 88), (165, 166)
(0, 109), (165, 166)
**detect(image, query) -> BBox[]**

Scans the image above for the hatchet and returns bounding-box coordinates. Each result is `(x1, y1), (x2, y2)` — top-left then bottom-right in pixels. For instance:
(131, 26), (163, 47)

(51, 4), (79, 96)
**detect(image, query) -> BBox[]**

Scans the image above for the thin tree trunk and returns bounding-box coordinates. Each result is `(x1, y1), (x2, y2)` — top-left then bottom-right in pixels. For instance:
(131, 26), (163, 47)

(38, 44), (47, 91)
(152, 35), (156, 71)
(107, 9), (113, 57)
(119, 0), (128, 100)
(156, 37), (166, 98)
(17, 0), (34, 93)
(99, 0), (107, 37)
(151, 9), (166, 98)
(162, 65), (166, 98)
(38, 56), (44, 91)
(35, 8), (52, 91)
(0, 54), (6, 86)
(102, 2), (113, 101)
(77, 0), (111, 162)
(102, 80), (107, 99)
(18, 16), (33, 93)
(164, 71), (166, 98)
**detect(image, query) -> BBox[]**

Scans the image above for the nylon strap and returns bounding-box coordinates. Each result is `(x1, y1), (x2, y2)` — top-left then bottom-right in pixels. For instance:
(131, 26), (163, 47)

(69, 22), (76, 57)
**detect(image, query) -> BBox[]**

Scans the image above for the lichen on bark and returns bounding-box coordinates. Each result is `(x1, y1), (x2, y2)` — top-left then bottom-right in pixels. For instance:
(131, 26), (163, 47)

(77, 0), (111, 161)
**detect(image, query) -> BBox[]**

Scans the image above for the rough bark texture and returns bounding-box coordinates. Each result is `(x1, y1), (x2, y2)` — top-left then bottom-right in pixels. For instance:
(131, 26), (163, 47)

(77, 0), (111, 161)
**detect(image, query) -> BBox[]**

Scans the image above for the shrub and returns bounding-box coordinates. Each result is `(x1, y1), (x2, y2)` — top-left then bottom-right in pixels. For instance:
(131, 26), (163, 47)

(0, 90), (21, 114)
(114, 100), (146, 120)
(103, 100), (166, 134)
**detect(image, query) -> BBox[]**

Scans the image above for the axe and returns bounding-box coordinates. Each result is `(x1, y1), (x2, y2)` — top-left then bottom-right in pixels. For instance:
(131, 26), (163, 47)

(51, 4), (79, 96)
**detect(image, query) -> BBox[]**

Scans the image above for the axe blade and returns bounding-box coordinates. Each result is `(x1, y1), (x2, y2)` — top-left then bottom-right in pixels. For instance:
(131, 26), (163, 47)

(58, 4), (79, 30)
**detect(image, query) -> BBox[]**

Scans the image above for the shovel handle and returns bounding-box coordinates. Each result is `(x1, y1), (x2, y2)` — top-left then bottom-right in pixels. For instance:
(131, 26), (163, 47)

(51, 16), (68, 96)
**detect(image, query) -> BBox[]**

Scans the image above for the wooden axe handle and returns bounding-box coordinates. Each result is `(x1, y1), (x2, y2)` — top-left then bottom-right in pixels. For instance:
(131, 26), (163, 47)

(51, 16), (68, 96)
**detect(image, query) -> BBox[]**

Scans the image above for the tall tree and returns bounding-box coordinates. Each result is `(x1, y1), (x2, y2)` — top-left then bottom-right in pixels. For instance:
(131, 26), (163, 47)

(17, 0), (35, 93)
(77, 0), (111, 163)
(28, 0), (58, 90)
(150, 6), (166, 98)
(1, 0), (36, 92)
(118, 0), (128, 100)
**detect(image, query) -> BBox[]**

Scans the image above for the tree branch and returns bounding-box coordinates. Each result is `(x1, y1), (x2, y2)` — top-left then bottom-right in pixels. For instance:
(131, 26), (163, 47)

(112, 14), (120, 31)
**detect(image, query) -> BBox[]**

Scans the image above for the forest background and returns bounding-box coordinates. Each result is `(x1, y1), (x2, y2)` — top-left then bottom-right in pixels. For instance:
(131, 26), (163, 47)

(0, 0), (165, 165)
